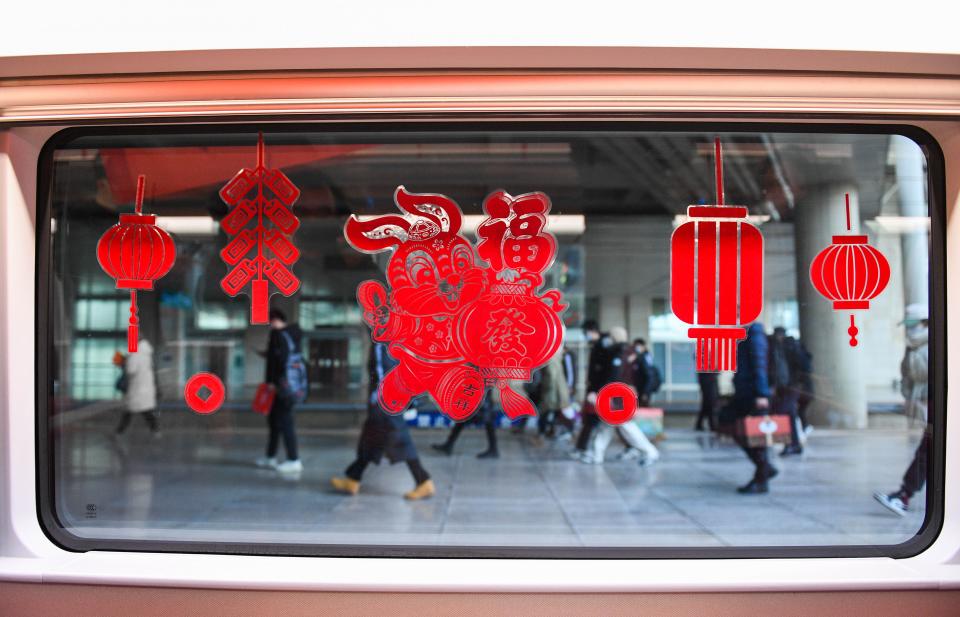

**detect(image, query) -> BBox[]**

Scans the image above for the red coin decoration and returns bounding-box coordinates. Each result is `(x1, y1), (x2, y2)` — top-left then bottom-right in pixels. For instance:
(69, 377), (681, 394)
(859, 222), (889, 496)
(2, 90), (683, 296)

(97, 174), (176, 352)
(219, 133), (301, 324)
(809, 193), (890, 346)
(670, 138), (764, 372)
(344, 186), (566, 421)
(595, 382), (639, 425)
(184, 372), (226, 414)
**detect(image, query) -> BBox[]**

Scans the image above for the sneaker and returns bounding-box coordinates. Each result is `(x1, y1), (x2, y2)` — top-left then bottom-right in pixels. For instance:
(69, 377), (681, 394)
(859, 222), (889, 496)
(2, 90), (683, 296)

(476, 449), (500, 459)
(614, 448), (641, 462)
(404, 479), (436, 500)
(780, 444), (803, 457)
(873, 491), (908, 517)
(255, 456), (278, 469)
(804, 424), (814, 437)
(276, 459), (303, 474)
(331, 476), (360, 495)
(580, 453), (604, 465)
(569, 449), (586, 461)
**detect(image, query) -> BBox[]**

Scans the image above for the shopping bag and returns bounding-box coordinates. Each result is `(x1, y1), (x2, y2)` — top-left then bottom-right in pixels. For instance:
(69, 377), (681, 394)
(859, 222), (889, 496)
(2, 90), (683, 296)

(738, 414), (792, 447)
(252, 383), (276, 415)
(633, 407), (664, 438)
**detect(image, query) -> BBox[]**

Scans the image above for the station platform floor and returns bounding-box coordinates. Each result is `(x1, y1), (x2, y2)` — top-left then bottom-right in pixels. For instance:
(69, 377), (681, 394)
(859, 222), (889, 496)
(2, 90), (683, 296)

(54, 410), (928, 551)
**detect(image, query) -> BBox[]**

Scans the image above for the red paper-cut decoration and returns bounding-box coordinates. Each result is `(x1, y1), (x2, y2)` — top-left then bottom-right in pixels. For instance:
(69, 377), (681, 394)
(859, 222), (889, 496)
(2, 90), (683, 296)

(219, 133), (301, 324)
(344, 187), (565, 421)
(184, 372), (226, 414)
(97, 175), (176, 352)
(595, 382), (638, 425)
(670, 138), (764, 372)
(810, 193), (890, 346)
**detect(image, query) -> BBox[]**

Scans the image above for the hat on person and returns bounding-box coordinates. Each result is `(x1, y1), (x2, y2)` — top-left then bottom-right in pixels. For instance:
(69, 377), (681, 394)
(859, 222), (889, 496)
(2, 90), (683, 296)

(902, 303), (929, 324)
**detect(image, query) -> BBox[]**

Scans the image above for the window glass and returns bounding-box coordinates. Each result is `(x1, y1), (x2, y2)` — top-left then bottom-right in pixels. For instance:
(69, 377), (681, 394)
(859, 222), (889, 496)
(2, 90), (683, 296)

(41, 127), (938, 555)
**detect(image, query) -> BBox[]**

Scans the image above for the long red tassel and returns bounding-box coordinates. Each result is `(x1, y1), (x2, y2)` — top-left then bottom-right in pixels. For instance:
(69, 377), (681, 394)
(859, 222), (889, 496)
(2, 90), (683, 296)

(498, 382), (536, 419)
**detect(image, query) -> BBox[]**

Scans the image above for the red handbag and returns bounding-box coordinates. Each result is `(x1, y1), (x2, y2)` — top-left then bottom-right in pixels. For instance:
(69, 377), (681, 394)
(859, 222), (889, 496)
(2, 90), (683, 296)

(252, 383), (276, 415)
(738, 414), (792, 447)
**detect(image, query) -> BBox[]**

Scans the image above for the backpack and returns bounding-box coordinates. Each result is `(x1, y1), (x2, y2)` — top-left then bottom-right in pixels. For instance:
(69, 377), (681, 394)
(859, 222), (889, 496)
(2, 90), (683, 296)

(280, 330), (308, 404)
(645, 354), (663, 394)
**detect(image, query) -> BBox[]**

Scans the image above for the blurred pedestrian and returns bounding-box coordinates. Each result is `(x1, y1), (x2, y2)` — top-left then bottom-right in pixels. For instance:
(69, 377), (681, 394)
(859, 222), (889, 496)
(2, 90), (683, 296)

(695, 372), (719, 431)
(255, 309), (305, 475)
(719, 322), (776, 494)
(114, 338), (160, 437)
(874, 303), (929, 516)
(584, 327), (659, 465)
(432, 388), (501, 459)
(572, 320), (612, 459)
(769, 326), (804, 456)
(535, 349), (572, 440)
(331, 343), (435, 500)
(630, 338), (660, 407)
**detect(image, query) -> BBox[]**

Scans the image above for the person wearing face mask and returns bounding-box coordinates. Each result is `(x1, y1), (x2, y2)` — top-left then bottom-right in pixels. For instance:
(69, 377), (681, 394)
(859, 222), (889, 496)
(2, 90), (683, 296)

(583, 327), (660, 466)
(572, 320), (611, 460)
(874, 304), (929, 516)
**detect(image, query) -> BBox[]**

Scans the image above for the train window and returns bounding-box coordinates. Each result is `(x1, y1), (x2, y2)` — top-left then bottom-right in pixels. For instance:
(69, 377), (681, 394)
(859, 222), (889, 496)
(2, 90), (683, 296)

(38, 125), (942, 557)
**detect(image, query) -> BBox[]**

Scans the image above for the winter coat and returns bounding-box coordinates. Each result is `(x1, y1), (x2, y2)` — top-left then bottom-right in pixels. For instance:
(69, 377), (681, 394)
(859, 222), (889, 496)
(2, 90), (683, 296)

(123, 339), (156, 413)
(358, 343), (419, 464)
(539, 350), (571, 412)
(723, 323), (771, 421)
(901, 325), (929, 425)
(586, 333), (615, 393)
(265, 324), (303, 386)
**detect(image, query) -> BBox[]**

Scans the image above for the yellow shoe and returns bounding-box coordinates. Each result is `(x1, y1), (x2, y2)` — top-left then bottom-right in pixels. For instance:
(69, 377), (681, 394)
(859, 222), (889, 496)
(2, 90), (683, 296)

(330, 476), (360, 495)
(403, 479), (435, 501)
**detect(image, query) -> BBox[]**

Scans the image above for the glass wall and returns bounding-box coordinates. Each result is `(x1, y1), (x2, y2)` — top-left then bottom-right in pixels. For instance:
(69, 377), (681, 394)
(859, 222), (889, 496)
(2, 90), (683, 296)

(42, 127), (937, 555)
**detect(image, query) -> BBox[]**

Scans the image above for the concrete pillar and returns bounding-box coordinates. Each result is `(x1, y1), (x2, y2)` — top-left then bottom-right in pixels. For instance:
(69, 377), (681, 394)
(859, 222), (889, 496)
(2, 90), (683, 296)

(893, 136), (930, 307)
(794, 184), (868, 429)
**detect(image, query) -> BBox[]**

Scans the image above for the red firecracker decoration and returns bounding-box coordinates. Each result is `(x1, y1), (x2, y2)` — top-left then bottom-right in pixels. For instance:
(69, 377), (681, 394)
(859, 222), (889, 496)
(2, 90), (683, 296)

(219, 133), (301, 324)
(344, 186), (565, 421)
(809, 193), (890, 346)
(97, 175), (176, 352)
(670, 138), (764, 372)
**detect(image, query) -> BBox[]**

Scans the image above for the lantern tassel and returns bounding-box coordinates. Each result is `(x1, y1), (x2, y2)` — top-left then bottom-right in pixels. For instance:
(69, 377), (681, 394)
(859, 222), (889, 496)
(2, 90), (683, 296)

(498, 381), (536, 419)
(848, 314), (859, 347)
(128, 290), (139, 353)
(689, 327), (746, 372)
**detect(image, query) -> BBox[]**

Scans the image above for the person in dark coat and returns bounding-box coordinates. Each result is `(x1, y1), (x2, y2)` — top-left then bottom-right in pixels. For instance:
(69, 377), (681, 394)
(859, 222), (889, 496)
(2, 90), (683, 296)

(330, 343), (435, 500)
(572, 320), (613, 459)
(695, 372), (719, 432)
(255, 309), (304, 475)
(432, 388), (501, 458)
(769, 326), (805, 456)
(719, 322), (776, 494)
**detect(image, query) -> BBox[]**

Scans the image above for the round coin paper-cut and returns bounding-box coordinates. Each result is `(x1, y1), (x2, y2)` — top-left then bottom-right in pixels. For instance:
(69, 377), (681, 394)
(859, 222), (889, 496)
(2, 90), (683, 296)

(184, 372), (226, 415)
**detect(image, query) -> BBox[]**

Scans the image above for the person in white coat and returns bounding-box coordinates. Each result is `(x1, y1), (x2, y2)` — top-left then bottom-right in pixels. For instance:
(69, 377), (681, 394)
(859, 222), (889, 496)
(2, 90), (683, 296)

(115, 339), (160, 436)
(584, 327), (660, 466)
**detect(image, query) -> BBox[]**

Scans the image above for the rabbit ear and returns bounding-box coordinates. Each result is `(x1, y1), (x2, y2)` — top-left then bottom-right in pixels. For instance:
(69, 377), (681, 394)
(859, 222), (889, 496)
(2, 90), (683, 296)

(344, 214), (410, 252)
(394, 186), (463, 234)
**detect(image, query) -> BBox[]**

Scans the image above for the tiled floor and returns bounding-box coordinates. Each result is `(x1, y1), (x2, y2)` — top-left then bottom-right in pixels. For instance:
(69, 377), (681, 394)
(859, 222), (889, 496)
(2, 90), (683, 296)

(55, 414), (927, 551)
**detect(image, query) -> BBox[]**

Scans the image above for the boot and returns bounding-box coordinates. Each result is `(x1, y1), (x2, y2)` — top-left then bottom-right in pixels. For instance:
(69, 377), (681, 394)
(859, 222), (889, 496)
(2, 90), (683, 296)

(404, 479), (435, 500)
(477, 449), (499, 459)
(330, 476), (360, 495)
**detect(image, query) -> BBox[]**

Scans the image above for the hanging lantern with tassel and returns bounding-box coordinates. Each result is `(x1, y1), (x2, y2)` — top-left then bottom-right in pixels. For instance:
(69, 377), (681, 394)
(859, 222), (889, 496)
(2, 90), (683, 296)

(809, 193), (890, 346)
(97, 175), (176, 352)
(670, 138), (764, 372)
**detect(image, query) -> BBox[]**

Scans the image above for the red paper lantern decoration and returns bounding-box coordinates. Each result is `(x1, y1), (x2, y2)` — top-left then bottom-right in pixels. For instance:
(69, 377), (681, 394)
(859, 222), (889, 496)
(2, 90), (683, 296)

(670, 139), (764, 372)
(809, 194), (890, 346)
(454, 190), (566, 418)
(97, 175), (176, 352)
